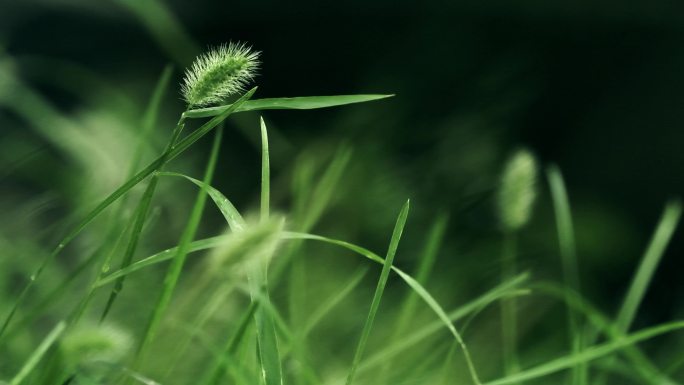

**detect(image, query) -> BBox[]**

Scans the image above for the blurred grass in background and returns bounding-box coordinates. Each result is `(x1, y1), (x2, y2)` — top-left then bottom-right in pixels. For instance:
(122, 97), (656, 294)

(1, 1), (684, 384)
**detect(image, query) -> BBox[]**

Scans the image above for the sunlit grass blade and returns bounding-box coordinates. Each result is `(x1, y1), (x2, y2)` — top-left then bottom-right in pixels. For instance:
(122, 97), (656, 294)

(9, 321), (66, 385)
(546, 164), (585, 385)
(156, 172), (246, 231)
(94, 235), (228, 287)
(345, 199), (409, 385)
(483, 321), (684, 385)
(393, 259), (483, 385)
(260, 116), (270, 222)
(0, 88), (256, 342)
(183, 94), (394, 118)
(616, 199), (681, 332)
(137, 125), (224, 360)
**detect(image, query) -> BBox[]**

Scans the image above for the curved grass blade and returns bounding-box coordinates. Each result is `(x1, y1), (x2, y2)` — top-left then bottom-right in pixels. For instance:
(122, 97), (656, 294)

(483, 321), (684, 385)
(156, 172), (246, 231)
(183, 94), (394, 119)
(345, 200), (409, 385)
(9, 321), (66, 385)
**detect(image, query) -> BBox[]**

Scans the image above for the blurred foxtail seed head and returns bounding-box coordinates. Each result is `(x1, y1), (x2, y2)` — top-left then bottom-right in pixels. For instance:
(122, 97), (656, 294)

(181, 42), (260, 108)
(497, 148), (538, 231)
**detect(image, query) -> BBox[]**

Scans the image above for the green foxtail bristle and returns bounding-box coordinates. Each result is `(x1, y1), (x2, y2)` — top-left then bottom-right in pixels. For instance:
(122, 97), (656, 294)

(181, 42), (260, 107)
(497, 148), (538, 231)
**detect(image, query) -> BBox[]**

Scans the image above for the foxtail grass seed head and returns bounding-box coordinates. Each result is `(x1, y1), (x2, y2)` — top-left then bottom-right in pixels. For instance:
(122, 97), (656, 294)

(497, 148), (538, 231)
(59, 324), (132, 369)
(181, 42), (260, 107)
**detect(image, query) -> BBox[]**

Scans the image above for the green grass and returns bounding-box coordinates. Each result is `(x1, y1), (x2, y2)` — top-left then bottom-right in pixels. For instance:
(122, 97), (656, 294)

(1, 40), (683, 385)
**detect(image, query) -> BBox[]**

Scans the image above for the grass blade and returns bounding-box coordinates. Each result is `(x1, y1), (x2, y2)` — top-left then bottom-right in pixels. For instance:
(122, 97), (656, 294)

(377, 213), (447, 384)
(184, 94), (394, 118)
(345, 199), (409, 385)
(137, 125), (224, 360)
(483, 321), (684, 385)
(260, 117), (270, 222)
(616, 199), (682, 332)
(9, 321), (66, 385)
(546, 164), (585, 385)
(156, 172), (246, 231)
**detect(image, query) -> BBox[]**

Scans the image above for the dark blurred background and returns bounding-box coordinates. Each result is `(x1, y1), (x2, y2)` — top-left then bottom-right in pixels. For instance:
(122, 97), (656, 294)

(1, 0), (683, 333)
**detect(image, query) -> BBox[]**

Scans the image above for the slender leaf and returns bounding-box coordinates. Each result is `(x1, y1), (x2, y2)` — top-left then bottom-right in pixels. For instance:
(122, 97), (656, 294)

(616, 199), (682, 332)
(260, 117), (270, 222)
(345, 200), (409, 385)
(547, 164), (585, 385)
(183, 94), (394, 118)
(156, 172), (245, 231)
(9, 321), (66, 385)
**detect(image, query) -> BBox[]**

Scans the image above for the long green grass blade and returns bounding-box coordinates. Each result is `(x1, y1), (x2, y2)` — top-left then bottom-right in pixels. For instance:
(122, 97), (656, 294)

(260, 117), (270, 222)
(394, 260), (482, 385)
(137, 125), (224, 360)
(345, 200), (409, 385)
(547, 164), (585, 385)
(483, 321), (684, 385)
(9, 321), (66, 385)
(183, 94), (394, 118)
(156, 172), (246, 231)
(616, 199), (681, 332)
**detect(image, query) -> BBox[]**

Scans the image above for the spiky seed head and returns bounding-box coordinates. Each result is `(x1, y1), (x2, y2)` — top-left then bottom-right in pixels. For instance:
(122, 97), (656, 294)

(497, 148), (538, 231)
(181, 42), (260, 107)
(59, 324), (132, 369)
